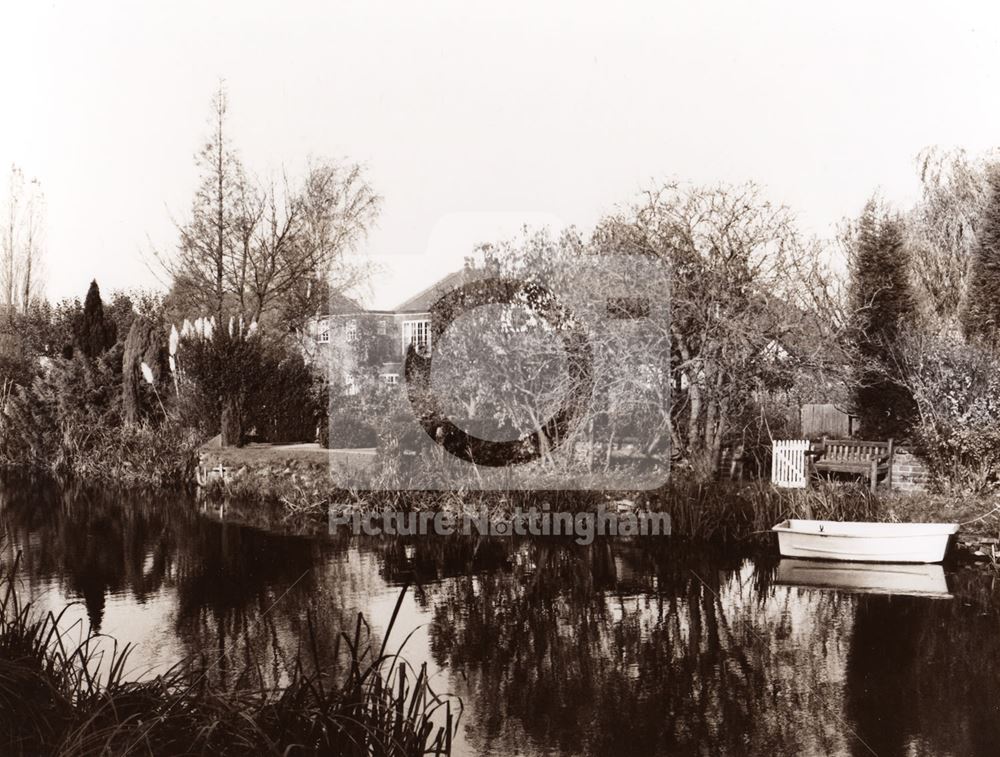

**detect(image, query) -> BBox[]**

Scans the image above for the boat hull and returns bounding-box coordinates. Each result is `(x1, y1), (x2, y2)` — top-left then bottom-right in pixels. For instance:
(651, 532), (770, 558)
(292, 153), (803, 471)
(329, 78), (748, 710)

(771, 519), (958, 563)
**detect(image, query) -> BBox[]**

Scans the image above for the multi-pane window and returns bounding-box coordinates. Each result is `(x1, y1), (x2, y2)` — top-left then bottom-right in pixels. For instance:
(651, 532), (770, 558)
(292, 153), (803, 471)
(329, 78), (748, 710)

(402, 319), (431, 354)
(345, 320), (358, 342)
(382, 373), (399, 385)
(317, 319), (330, 343)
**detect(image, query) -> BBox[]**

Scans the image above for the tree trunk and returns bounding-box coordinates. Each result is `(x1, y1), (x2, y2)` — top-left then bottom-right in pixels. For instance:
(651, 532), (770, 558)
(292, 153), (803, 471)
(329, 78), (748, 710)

(215, 85), (226, 320)
(221, 396), (243, 447)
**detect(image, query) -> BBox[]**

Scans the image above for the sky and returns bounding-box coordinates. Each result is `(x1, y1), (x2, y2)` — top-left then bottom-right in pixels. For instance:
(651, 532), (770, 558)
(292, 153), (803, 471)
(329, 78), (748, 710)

(2, 1), (1000, 309)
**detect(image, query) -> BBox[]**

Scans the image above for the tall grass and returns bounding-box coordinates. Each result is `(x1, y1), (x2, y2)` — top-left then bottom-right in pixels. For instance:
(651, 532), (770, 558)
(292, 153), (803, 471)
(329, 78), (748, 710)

(654, 479), (884, 543)
(0, 553), (458, 756)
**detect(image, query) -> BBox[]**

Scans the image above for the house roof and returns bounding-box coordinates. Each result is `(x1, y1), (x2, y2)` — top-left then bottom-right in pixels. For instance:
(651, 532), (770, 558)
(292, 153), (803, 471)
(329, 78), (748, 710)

(317, 267), (477, 318)
(392, 268), (471, 313)
(321, 291), (365, 316)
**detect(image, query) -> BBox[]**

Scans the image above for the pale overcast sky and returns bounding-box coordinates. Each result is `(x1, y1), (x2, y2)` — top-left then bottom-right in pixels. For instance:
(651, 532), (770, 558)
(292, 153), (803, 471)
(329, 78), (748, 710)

(2, 1), (1000, 308)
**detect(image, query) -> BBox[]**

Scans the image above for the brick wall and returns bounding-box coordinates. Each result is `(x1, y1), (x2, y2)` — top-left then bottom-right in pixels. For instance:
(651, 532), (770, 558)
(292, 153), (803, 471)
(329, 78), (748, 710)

(891, 447), (932, 492)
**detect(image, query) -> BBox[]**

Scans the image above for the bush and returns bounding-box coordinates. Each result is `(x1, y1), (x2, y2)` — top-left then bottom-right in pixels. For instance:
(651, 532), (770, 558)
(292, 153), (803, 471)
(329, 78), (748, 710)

(323, 377), (403, 450)
(177, 325), (324, 445)
(246, 352), (325, 444)
(0, 348), (123, 472)
(122, 315), (169, 425)
(899, 332), (1000, 493)
(0, 332), (38, 394)
(0, 345), (202, 485)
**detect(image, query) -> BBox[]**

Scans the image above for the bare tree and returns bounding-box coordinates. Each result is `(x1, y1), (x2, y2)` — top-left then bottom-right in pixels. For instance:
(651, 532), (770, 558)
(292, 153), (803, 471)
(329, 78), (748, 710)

(619, 182), (817, 478)
(1, 165), (45, 321)
(229, 161), (377, 326)
(907, 147), (996, 331)
(164, 85), (380, 331)
(409, 229), (673, 474)
(167, 83), (242, 320)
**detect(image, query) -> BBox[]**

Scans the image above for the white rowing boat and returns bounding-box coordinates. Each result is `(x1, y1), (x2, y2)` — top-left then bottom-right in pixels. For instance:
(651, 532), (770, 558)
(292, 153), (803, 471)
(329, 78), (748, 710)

(771, 519), (959, 563)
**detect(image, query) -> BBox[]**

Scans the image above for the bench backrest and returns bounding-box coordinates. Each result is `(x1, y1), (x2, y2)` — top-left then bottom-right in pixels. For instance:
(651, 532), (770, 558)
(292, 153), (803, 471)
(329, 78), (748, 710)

(820, 438), (892, 462)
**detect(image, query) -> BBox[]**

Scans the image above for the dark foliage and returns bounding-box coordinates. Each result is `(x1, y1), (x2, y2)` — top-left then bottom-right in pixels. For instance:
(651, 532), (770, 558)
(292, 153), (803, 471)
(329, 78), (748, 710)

(848, 201), (918, 438)
(1, 348), (122, 471)
(176, 326), (265, 446)
(103, 289), (164, 347)
(178, 327), (323, 446)
(247, 351), (326, 444)
(0, 292), (200, 485)
(962, 164), (1000, 344)
(74, 280), (117, 359)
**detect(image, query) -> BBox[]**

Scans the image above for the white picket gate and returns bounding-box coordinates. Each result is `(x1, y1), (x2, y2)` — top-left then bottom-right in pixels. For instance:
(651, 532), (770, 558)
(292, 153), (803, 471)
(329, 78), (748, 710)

(771, 440), (810, 488)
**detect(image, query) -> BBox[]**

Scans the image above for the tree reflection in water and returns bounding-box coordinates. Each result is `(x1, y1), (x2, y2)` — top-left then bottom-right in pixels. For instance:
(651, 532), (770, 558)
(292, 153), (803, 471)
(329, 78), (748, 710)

(416, 540), (857, 756)
(401, 538), (1000, 757)
(0, 476), (376, 690)
(3, 476), (1000, 757)
(846, 583), (1000, 757)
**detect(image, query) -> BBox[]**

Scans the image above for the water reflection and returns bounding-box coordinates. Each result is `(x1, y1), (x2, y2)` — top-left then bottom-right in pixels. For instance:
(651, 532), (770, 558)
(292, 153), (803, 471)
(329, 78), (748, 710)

(775, 559), (953, 599)
(2, 476), (999, 756)
(847, 591), (1000, 757)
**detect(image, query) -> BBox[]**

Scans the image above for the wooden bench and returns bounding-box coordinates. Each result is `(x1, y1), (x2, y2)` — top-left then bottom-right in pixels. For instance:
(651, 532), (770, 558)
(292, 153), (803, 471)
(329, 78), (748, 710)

(808, 438), (894, 492)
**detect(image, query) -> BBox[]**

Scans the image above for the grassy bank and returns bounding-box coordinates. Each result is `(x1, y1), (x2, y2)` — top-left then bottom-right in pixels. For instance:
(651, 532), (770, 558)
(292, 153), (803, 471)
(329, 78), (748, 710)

(1, 418), (204, 488)
(200, 461), (1000, 547)
(194, 443), (1000, 546)
(0, 554), (457, 756)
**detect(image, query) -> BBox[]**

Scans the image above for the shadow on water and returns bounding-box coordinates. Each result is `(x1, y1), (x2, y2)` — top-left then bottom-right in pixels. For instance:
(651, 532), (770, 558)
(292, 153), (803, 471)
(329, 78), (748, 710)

(2, 474), (1000, 756)
(846, 587), (1000, 757)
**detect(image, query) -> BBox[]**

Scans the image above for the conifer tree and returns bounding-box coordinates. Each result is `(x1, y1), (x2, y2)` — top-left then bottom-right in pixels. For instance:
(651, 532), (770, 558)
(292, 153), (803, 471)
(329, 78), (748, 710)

(962, 165), (1000, 344)
(75, 280), (116, 358)
(848, 200), (917, 438)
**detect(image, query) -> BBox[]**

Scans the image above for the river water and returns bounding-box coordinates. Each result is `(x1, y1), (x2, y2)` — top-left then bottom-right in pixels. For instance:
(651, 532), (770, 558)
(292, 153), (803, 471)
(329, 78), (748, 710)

(2, 477), (999, 756)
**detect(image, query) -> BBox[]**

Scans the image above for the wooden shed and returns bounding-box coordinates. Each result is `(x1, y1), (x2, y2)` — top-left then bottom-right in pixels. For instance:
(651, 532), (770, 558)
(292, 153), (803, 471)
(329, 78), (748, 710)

(800, 403), (857, 439)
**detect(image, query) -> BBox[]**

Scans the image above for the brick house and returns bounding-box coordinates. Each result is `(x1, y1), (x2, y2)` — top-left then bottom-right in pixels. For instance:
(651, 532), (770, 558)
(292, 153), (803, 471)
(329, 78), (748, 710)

(303, 268), (473, 391)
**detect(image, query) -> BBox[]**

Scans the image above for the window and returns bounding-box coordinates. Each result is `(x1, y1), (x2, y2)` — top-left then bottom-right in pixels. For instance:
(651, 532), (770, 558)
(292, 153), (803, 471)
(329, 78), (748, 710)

(377, 320), (388, 336)
(402, 319), (431, 354)
(382, 373), (399, 385)
(345, 320), (358, 342)
(317, 319), (330, 343)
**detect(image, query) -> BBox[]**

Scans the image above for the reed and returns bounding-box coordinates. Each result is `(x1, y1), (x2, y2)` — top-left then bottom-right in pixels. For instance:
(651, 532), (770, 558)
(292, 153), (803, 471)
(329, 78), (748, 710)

(0, 553), (458, 756)
(648, 478), (884, 543)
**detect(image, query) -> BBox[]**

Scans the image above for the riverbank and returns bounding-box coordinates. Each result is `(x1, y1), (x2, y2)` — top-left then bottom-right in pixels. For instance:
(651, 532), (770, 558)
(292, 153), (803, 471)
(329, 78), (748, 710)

(193, 445), (1000, 556)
